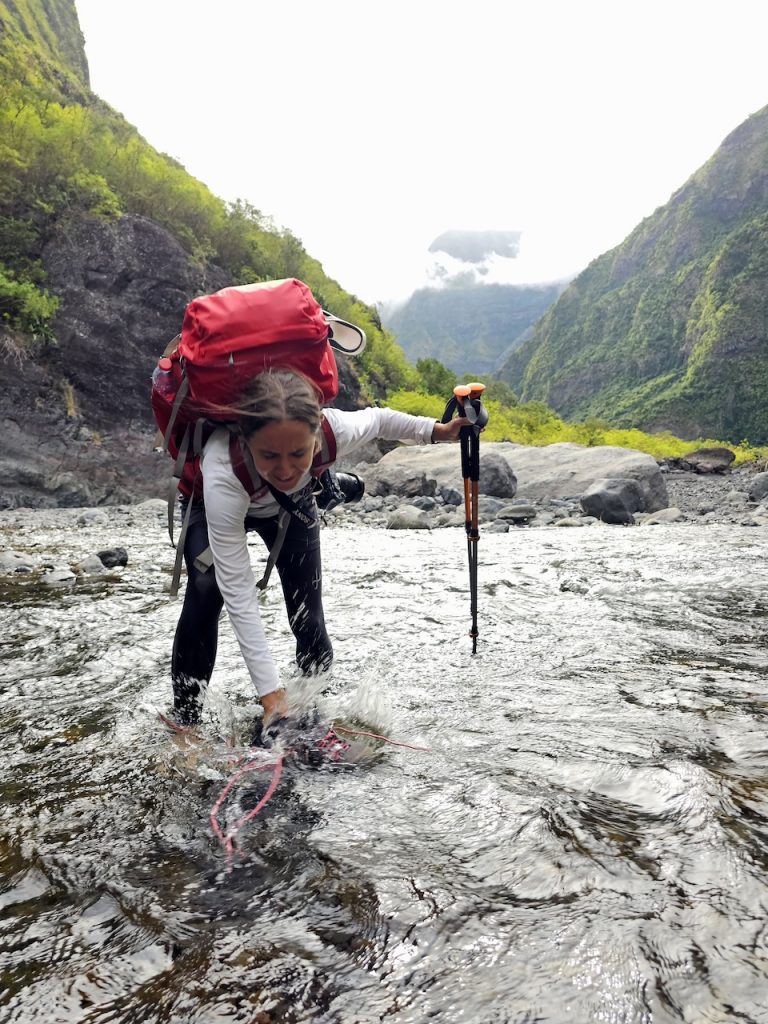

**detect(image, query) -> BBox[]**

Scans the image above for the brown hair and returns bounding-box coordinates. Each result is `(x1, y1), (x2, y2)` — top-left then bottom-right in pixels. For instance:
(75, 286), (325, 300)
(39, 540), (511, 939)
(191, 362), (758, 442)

(237, 369), (323, 440)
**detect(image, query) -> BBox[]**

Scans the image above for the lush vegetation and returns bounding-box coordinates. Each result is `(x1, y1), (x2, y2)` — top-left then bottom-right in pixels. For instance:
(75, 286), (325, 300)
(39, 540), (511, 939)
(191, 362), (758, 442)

(498, 105), (768, 445)
(388, 386), (768, 465)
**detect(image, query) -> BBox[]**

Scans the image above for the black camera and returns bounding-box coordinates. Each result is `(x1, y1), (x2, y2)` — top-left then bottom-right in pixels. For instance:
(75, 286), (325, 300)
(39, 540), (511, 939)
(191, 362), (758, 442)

(314, 470), (365, 512)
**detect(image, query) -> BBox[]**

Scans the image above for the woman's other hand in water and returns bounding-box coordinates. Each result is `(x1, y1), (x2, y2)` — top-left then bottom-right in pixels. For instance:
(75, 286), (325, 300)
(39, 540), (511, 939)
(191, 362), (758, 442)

(261, 688), (289, 727)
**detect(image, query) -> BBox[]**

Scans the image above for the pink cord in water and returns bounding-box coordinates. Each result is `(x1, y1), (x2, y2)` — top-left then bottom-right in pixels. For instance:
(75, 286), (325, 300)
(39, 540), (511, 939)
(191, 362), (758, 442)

(209, 755), (284, 871)
(206, 724), (429, 870)
(332, 724), (432, 752)
(158, 712), (192, 734)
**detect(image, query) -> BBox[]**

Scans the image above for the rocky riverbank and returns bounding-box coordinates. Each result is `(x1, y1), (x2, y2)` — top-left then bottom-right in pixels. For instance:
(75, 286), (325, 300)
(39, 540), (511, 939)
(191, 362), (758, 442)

(662, 464), (763, 522)
(333, 441), (768, 532)
(3, 445), (768, 587)
(331, 461), (768, 533)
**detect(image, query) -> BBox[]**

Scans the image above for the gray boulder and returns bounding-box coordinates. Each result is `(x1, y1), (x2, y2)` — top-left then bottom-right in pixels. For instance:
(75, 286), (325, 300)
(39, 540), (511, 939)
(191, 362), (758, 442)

(364, 445), (515, 500)
(641, 507), (685, 525)
(96, 547), (129, 568)
(486, 521), (510, 533)
(365, 465), (437, 499)
(77, 510), (110, 527)
(497, 503), (537, 523)
(477, 451), (517, 498)
(42, 567), (77, 587)
(75, 554), (108, 575)
(580, 478), (645, 524)
(359, 441), (667, 511)
(503, 443), (668, 512)
(386, 506), (432, 530)
(0, 550), (35, 573)
(748, 471), (768, 503)
(680, 447), (735, 474)
(440, 486), (463, 505)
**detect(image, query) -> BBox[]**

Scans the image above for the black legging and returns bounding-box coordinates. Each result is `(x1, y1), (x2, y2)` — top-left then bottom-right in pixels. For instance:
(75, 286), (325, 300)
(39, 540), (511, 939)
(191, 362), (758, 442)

(171, 493), (332, 723)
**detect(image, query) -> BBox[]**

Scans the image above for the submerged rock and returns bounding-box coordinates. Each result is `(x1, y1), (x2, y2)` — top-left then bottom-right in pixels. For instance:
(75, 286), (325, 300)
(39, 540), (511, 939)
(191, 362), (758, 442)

(0, 550), (35, 573)
(96, 547), (128, 568)
(42, 567), (77, 587)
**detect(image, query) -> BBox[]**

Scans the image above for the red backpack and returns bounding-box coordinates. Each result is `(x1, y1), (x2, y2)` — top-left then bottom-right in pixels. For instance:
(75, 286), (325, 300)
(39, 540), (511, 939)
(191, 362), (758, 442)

(151, 278), (366, 592)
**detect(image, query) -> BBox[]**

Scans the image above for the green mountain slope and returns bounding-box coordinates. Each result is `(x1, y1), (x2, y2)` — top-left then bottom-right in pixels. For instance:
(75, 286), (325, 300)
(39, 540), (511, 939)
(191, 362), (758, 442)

(0, 0), (88, 82)
(385, 282), (563, 377)
(498, 104), (768, 444)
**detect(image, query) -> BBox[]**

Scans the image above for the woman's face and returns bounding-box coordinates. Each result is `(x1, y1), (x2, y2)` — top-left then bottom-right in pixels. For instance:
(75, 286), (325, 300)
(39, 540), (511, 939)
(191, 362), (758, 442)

(247, 418), (320, 492)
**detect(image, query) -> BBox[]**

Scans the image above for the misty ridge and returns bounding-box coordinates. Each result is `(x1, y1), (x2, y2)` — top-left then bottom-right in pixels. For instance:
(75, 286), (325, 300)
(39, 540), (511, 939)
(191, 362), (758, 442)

(495, 103), (768, 443)
(380, 228), (570, 377)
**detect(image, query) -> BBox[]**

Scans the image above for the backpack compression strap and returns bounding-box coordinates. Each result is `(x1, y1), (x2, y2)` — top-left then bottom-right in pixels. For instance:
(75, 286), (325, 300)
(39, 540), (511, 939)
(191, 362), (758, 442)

(168, 416), (209, 598)
(316, 416), (337, 470)
(164, 375), (191, 549)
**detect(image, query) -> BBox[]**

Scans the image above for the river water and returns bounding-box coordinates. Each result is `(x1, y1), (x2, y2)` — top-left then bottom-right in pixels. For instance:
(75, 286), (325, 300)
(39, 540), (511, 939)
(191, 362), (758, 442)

(1, 503), (768, 1023)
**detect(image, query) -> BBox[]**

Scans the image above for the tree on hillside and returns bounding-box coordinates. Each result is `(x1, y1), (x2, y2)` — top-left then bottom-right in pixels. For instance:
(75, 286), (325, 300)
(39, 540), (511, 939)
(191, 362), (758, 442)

(416, 357), (457, 397)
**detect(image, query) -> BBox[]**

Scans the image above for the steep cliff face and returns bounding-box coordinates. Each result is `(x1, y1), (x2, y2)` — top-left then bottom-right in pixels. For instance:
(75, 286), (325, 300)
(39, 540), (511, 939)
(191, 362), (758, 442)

(43, 214), (229, 429)
(499, 104), (768, 443)
(0, 0), (88, 84)
(1, 213), (228, 507)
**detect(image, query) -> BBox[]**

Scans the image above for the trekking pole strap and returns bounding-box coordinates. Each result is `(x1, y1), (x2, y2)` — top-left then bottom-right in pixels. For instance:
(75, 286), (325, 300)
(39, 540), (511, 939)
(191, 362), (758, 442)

(440, 395), (460, 424)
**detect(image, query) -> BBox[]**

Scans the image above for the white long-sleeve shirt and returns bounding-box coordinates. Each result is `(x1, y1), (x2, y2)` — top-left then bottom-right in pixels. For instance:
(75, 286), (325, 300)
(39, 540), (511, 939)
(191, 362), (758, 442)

(200, 406), (436, 697)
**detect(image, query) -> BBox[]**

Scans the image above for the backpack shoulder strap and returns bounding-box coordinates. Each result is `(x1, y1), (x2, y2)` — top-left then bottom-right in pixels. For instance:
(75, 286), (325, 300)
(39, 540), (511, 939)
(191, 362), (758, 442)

(228, 431), (264, 496)
(312, 415), (337, 474)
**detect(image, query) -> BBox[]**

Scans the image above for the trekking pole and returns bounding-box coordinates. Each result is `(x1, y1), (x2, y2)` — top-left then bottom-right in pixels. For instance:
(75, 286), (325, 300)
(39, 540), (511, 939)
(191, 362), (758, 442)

(441, 383), (489, 653)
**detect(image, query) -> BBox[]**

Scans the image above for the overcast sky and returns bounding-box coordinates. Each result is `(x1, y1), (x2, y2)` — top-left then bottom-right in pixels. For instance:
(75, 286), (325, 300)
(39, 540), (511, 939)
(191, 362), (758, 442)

(74, 0), (768, 306)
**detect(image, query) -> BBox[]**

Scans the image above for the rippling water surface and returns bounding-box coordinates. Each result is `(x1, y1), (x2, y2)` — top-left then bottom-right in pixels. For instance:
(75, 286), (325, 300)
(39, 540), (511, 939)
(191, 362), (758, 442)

(2, 505), (768, 1023)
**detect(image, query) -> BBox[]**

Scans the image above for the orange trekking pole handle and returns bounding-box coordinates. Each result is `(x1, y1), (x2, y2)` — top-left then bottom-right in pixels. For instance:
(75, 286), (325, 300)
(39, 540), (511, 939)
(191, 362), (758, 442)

(441, 383), (489, 653)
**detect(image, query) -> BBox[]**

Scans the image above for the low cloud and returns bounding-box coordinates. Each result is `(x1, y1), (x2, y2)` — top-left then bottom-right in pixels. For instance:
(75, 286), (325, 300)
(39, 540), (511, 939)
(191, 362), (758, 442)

(428, 229), (522, 263)
(422, 227), (576, 292)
